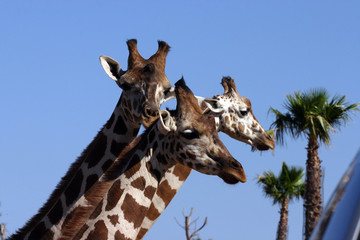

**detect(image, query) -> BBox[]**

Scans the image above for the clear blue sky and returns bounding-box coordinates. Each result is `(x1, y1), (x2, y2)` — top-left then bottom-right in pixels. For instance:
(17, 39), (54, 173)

(1, 1), (360, 240)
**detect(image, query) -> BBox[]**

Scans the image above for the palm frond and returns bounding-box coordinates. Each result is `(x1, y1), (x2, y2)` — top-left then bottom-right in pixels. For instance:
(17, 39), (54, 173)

(257, 162), (305, 205)
(269, 88), (359, 146)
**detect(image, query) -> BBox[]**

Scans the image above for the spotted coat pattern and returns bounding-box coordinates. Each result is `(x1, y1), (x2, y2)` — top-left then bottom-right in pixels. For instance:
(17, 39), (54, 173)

(71, 79), (247, 240)
(136, 77), (275, 239)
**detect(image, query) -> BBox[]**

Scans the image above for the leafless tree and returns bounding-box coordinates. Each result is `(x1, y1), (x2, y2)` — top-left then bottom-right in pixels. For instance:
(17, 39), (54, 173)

(175, 208), (208, 240)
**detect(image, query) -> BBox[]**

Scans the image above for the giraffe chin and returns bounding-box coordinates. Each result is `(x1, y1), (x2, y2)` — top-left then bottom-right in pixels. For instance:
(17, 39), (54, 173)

(220, 168), (247, 184)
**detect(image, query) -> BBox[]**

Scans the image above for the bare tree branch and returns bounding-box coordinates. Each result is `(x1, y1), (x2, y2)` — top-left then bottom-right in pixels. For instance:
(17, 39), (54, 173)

(176, 208), (208, 240)
(174, 217), (186, 230)
(190, 217), (207, 240)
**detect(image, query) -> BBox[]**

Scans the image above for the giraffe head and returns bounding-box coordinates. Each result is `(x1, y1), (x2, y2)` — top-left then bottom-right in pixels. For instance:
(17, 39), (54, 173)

(100, 39), (174, 128)
(201, 77), (275, 151)
(156, 78), (247, 184)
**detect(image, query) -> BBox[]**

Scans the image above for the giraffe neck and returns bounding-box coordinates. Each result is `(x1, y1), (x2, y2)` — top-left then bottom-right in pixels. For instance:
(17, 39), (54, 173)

(73, 126), (175, 240)
(135, 104), (221, 240)
(10, 95), (141, 240)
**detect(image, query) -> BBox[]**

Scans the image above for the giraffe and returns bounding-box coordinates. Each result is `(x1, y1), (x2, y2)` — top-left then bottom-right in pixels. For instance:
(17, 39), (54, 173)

(136, 76), (275, 239)
(9, 39), (174, 240)
(70, 78), (247, 240)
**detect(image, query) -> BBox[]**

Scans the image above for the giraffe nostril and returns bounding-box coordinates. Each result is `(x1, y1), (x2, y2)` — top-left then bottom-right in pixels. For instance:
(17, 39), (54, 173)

(145, 107), (158, 117)
(231, 160), (241, 169)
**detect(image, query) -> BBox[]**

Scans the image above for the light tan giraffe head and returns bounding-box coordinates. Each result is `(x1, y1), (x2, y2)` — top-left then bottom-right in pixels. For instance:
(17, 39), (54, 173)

(201, 77), (275, 151)
(156, 78), (247, 184)
(100, 39), (174, 128)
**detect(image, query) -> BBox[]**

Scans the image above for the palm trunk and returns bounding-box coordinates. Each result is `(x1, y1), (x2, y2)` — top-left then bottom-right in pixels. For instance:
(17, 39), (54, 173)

(276, 198), (289, 240)
(304, 136), (323, 240)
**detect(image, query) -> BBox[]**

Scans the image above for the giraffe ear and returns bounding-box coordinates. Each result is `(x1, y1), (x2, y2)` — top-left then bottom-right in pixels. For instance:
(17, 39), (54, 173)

(99, 56), (123, 81)
(158, 110), (176, 135)
(202, 98), (224, 114)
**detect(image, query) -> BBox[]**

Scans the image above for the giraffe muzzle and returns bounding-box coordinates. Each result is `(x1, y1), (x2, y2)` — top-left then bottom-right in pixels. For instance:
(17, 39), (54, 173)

(253, 132), (275, 151)
(141, 107), (160, 128)
(219, 160), (247, 184)
(208, 152), (247, 184)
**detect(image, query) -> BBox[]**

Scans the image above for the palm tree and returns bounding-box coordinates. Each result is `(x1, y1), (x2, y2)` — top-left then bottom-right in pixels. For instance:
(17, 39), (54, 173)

(258, 162), (305, 240)
(269, 88), (359, 239)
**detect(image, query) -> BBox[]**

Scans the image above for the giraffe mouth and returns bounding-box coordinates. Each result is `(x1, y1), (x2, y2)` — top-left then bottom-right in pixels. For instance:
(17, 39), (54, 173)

(252, 134), (275, 151)
(141, 115), (159, 128)
(208, 152), (247, 184)
(220, 166), (247, 184)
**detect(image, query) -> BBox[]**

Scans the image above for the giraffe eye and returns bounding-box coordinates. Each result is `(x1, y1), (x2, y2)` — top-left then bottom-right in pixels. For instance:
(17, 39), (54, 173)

(163, 88), (171, 96)
(120, 82), (132, 91)
(240, 109), (249, 116)
(181, 129), (200, 140)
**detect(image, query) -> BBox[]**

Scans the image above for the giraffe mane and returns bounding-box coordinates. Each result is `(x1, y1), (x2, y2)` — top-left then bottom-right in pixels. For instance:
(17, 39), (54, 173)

(60, 124), (155, 239)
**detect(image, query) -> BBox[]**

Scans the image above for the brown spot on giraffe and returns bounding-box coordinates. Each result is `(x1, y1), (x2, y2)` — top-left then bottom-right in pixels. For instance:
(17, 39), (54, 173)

(225, 115), (230, 125)
(121, 194), (148, 228)
(172, 164), (191, 182)
(144, 186), (156, 199)
(107, 214), (120, 227)
(238, 123), (245, 133)
(131, 176), (146, 191)
(105, 180), (123, 211)
(115, 231), (132, 240)
(137, 228), (148, 240)
(86, 220), (108, 240)
(157, 180), (177, 207)
(146, 203), (161, 221)
(124, 158), (141, 179)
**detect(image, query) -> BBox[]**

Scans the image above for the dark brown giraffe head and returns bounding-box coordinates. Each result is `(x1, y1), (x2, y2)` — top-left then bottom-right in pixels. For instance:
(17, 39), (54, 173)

(156, 78), (247, 184)
(100, 39), (174, 128)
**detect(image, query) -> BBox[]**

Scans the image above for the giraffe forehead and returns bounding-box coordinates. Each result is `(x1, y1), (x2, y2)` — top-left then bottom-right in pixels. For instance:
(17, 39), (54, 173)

(122, 60), (170, 87)
(177, 115), (216, 133)
(218, 98), (247, 111)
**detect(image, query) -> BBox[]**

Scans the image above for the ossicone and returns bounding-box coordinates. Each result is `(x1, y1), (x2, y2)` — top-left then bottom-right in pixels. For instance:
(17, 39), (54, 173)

(126, 39), (144, 68)
(221, 76), (239, 95)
